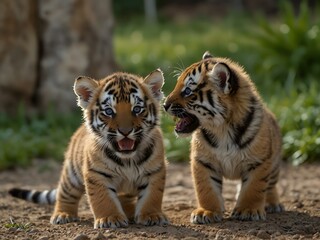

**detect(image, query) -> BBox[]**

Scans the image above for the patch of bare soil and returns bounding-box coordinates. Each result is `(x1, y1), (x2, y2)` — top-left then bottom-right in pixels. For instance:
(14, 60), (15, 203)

(0, 161), (319, 240)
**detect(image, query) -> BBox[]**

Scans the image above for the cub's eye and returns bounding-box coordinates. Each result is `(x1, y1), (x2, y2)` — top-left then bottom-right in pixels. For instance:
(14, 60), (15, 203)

(133, 106), (142, 114)
(104, 107), (114, 116)
(184, 87), (192, 96)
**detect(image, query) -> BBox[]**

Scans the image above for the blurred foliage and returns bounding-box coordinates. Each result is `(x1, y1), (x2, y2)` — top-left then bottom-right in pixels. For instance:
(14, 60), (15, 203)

(249, 0), (320, 91)
(248, 0), (320, 165)
(0, 106), (81, 170)
(114, 17), (249, 95)
(1, 1), (319, 170)
(270, 82), (320, 166)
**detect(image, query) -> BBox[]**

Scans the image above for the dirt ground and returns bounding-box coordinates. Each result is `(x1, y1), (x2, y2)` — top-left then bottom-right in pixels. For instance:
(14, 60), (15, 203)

(0, 161), (319, 240)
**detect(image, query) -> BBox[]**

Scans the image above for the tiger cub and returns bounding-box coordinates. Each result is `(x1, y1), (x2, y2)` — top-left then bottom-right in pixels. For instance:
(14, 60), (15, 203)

(164, 52), (284, 223)
(9, 70), (168, 228)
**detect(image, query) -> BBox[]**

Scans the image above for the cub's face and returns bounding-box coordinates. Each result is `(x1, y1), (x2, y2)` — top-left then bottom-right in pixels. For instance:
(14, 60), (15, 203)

(164, 53), (239, 137)
(74, 70), (164, 155)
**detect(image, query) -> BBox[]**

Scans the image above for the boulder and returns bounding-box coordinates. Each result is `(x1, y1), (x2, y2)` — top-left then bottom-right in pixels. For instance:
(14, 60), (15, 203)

(0, 0), (37, 114)
(38, 0), (116, 112)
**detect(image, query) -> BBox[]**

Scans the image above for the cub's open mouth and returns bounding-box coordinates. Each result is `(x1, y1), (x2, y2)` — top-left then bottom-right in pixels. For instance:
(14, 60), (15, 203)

(175, 113), (200, 134)
(117, 137), (136, 153)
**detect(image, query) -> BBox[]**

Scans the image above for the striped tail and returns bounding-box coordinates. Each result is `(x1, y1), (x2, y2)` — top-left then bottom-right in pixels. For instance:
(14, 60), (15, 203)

(8, 188), (57, 205)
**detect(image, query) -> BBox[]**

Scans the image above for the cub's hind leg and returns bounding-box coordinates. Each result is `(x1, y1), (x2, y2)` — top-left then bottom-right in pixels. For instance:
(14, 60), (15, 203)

(265, 169), (285, 213)
(51, 160), (85, 224)
(232, 161), (272, 221)
(191, 158), (224, 224)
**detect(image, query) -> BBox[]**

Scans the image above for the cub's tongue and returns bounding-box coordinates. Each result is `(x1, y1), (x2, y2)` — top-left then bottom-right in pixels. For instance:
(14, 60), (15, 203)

(118, 137), (135, 151)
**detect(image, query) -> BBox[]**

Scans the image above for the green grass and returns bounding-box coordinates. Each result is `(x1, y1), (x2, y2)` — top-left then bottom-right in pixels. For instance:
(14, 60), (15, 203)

(4, 217), (33, 231)
(0, 107), (81, 170)
(1, 4), (319, 170)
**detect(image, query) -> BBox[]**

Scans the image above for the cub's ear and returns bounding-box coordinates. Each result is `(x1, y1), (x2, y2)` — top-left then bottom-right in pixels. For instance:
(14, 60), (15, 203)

(144, 69), (165, 101)
(74, 76), (99, 109)
(202, 51), (213, 60)
(210, 63), (238, 95)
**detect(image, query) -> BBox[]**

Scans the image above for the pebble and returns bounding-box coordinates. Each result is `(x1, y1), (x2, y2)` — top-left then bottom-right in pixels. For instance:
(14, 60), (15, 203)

(313, 232), (320, 239)
(38, 237), (49, 240)
(256, 230), (270, 239)
(74, 234), (90, 240)
(248, 229), (258, 236)
(94, 232), (107, 240)
(273, 231), (281, 237)
(28, 229), (38, 233)
(214, 230), (226, 240)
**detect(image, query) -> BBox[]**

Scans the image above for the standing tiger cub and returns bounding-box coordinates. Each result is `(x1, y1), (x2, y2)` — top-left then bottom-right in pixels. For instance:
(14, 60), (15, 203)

(9, 70), (168, 228)
(164, 52), (284, 223)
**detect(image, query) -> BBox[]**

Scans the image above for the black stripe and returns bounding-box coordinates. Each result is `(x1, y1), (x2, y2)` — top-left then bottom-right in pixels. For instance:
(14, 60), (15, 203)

(193, 104), (216, 118)
(201, 128), (218, 148)
(130, 81), (138, 90)
(206, 90), (214, 108)
(150, 103), (157, 119)
(198, 90), (203, 102)
(194, 81), (207, 92)
(60, 183), (79, 200)
(9, 188), (29, 200)
(205, 62), (209, 71)
(260, 173), (271, 183)
(267, 179), (278, 187)
(90, 110), (94, 125)
(104, 82), (115, 93)
(242, 177), (248, 183)
(145, 165), (163, 176)
(211, 176), (222, 186)
(69, 161), (83, 187)
(108, 187), (117, 193)
(232, 97), (256, 148)
(137, 183), (148, 191)
(89, 168), (113, 179)
(196, 158), (217, 173)
(136, 140), (155, 165)
(247, 162), (262, 172)
(104, 147), (125, 166)
(66, 175), (83, 192)
(87, 176), (99, 186)
(192, 68), (196, 75)
(31, 191), (41, 203)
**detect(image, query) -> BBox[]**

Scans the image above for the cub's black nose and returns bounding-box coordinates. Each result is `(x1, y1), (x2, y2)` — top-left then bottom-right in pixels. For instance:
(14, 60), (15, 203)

(163, 102), (170, 112)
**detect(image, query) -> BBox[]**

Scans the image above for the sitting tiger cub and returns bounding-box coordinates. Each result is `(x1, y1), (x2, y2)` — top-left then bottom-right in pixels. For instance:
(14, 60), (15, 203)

(9, 70), (168, 228)
(164, 52), (284, 223)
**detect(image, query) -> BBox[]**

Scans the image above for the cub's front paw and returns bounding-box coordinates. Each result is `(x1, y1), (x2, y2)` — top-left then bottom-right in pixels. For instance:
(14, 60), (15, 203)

(94, 214), (128, 229)
(231, 207), (266, 221)
(135, 212), (169, 226)
(50, 212), (78, 224)
(190, 208), (223, 224)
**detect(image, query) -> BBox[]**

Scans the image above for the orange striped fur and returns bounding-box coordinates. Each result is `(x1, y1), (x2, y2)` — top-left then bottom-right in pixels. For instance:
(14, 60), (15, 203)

(164, 52), (284, 223)
(9, 70), (168, 228)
